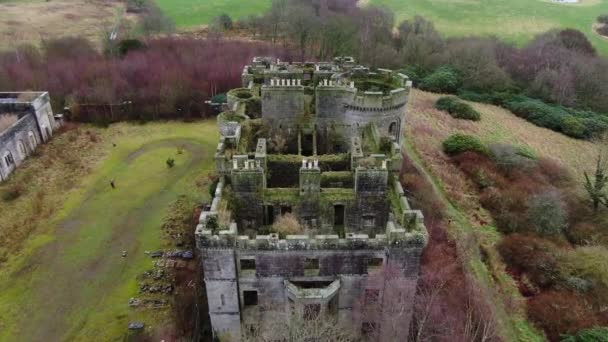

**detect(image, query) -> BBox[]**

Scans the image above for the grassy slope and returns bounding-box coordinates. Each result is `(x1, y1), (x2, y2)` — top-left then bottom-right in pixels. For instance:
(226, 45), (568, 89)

(0, 121), (218, 341)
(405, 88), (603, 340)
(155, 0), (272, 27)
(0, 0), (133, 50)
(408, 89), (599, 181)
(371, 0), (608, 54)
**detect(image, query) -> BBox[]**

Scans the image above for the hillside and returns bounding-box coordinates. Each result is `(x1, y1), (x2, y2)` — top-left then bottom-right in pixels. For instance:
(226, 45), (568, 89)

(151, 0), (608, 54)
(407, 89), (599, 182)
(405, 89), (606, 340)
(371, 0), (608, 54)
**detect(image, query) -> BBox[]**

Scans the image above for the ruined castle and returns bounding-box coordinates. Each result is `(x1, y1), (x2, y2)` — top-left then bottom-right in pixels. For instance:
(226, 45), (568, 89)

(196, 57), (428, 341)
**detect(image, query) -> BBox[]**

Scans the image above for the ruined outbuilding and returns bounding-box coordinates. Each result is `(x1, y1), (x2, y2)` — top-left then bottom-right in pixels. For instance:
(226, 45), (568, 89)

(0, 92), (57, 181)
(196, 57), (427, 341)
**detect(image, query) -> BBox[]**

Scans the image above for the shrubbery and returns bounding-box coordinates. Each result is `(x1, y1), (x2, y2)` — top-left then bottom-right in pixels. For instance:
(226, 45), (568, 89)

(526, 190), (568, 236)
(457, 91), (608, 139)
(0, 37), (295, 123)
(488, 143), (536, 171)
(498, 234), (560, 288)
(1, 184), (23, 202)
(434, 96), (480, 121)
(271, 213), (303, 237)
(527, 290), (599, 341)
(419, 66), (461, 93)
(442, 134), (488, 156)
(562, 327), (608, 342)
(559, 246), (608, 305)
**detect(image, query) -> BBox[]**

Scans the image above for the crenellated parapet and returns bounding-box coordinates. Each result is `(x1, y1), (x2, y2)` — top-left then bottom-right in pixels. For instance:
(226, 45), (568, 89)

(196, 222), (427, 251)
(231, 158), (266, 193)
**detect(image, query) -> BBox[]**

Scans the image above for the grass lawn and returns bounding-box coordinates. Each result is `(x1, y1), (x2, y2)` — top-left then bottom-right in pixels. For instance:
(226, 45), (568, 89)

(155, 0), (272, 28)
(371, 0), (608, 54)
(0, 121), (218, 341)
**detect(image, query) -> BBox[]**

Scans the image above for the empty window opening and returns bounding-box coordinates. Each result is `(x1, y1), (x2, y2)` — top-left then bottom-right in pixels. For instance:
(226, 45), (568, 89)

(17, 140), (26, 159)
(220, 294), (225, 306)
(4, 152), (14, 168)
(367, 257), (383, 270)
(305, 258), (319, 270)
(304, 304), (321, 320)
(28, 131), (37, 150)
(334, 205), (345, 226)
(281, 206), (292, 215)
(291, 280), (333, 289)
(243, 291), (258, 306)
(240, 258), (256, 271)
(264, 205), (275, 225)
(389, 121), (398, 139)
(362, 214), (375, 228)
(302, 133), (314, 156)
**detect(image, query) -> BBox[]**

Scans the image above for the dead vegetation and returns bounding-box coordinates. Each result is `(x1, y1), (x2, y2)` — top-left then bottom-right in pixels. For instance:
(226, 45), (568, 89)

(0, 0), (137, 50)
(271, 213), (303, 237)
(0, 123), (110, 263)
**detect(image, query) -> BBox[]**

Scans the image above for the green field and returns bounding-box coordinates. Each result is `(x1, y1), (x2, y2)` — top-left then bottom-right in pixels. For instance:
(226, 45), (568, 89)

(0, 121), (218, 341)
(371, 0), (608, 53)
(155, 0), (608, 53)
(156, 0), (272, 27)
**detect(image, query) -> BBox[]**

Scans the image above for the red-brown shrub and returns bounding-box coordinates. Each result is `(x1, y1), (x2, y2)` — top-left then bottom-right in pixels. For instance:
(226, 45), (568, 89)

(0, 37), (296, 123)
(528, 290), (598, 341)
(498, 234), (560, 288)
(537, 157), (572, 186)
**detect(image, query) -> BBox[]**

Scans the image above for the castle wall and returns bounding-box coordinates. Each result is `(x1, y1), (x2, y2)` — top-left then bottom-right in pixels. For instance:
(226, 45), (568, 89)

(261, 83), (305, 129)
(0, 113), (42, 181)
(201, 248), (241, 338)
(200, 247), (423, 339)
(0, 92), (56, 182)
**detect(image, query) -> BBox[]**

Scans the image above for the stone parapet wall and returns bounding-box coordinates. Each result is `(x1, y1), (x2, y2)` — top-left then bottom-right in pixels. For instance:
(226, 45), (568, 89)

(196, 228), (427, 251)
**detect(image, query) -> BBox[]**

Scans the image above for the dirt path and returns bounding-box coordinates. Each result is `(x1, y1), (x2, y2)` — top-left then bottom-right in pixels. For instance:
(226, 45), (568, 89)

(9, 138), (207, 342)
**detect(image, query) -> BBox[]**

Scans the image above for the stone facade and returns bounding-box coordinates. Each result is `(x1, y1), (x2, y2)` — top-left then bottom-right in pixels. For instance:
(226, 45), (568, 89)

(197, 58), (426, 341)
(0, 92), (57, 181)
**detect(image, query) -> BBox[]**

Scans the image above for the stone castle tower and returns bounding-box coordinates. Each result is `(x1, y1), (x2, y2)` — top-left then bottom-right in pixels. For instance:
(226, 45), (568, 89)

(196, 57), (427, 341)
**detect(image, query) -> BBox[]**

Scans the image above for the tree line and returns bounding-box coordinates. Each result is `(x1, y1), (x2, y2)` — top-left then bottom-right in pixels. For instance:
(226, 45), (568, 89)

(237, 0), (608, 139)
(0, 38), (294, 124)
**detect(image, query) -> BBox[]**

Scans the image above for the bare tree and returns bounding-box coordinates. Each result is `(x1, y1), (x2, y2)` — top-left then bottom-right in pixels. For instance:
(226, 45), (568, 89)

(352, 261), (417, 342)
(240, 306), (358, 342)
(285, 3), (320, 62)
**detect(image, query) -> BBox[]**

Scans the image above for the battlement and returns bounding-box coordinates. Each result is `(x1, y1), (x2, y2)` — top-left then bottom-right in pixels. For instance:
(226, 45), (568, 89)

(263, 78), (304, 88)
(196, 222), (427, 251)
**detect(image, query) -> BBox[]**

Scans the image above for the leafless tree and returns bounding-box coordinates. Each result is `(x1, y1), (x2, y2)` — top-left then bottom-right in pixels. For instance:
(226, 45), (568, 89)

(240, 306), (358, 342)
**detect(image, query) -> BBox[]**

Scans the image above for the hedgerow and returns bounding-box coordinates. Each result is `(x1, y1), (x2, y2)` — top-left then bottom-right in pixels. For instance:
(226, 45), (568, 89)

(434, 96), (481, 121)
(442, 134), (489, 156)
(458, 91), (608, 139)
